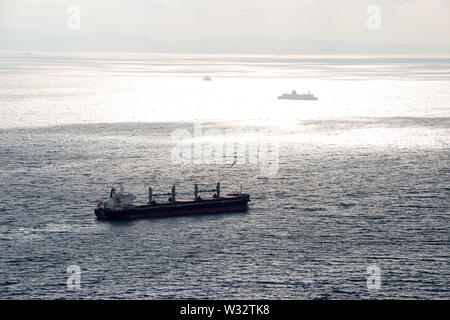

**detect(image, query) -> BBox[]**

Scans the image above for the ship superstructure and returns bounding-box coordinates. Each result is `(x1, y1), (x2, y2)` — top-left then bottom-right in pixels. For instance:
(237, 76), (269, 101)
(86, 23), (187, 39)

(278, 90), (318, 100)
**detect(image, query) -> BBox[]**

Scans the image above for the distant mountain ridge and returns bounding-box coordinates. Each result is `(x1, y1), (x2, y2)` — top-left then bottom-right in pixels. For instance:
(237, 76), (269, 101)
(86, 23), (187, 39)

(1, 28), (449, 54)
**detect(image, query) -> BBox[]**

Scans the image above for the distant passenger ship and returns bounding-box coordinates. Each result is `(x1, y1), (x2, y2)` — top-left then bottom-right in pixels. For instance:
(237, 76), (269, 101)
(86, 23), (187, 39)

(278, 90), (318, 100)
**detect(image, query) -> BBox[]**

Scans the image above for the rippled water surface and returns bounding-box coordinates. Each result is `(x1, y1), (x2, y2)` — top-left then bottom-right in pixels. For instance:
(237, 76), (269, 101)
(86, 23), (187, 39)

(0, 53), (449, 299)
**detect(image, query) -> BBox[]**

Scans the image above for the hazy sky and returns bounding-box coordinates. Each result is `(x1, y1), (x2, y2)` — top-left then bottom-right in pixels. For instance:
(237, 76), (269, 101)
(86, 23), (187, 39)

(0, 0), (449, 53)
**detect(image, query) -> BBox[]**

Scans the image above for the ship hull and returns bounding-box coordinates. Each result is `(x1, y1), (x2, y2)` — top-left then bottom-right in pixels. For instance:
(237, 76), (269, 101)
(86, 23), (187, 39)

(278, 96), (318, 100)
(94, 194), (250, 220)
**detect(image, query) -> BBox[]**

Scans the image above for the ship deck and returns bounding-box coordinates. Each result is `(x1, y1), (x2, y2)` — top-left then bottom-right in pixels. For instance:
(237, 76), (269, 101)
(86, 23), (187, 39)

(133, 194), (248, 208)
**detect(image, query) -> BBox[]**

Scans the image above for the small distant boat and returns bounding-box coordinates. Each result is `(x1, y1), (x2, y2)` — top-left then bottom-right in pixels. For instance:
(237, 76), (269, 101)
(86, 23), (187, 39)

(278, 90), (318, 100)
(203, 76), (212, 81)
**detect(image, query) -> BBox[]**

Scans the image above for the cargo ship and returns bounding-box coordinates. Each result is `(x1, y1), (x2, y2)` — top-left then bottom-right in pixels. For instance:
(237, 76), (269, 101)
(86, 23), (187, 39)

(94, 183), (250, 220)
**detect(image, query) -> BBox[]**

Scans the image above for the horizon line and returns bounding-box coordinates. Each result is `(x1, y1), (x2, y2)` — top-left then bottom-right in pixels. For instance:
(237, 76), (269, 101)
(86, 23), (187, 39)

(1, 50), (450, 59)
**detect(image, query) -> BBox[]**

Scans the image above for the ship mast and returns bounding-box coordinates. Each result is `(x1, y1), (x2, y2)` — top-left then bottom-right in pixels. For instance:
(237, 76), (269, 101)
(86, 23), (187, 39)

(171, 185), (176, 202)
(148, 187), (153, 203)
